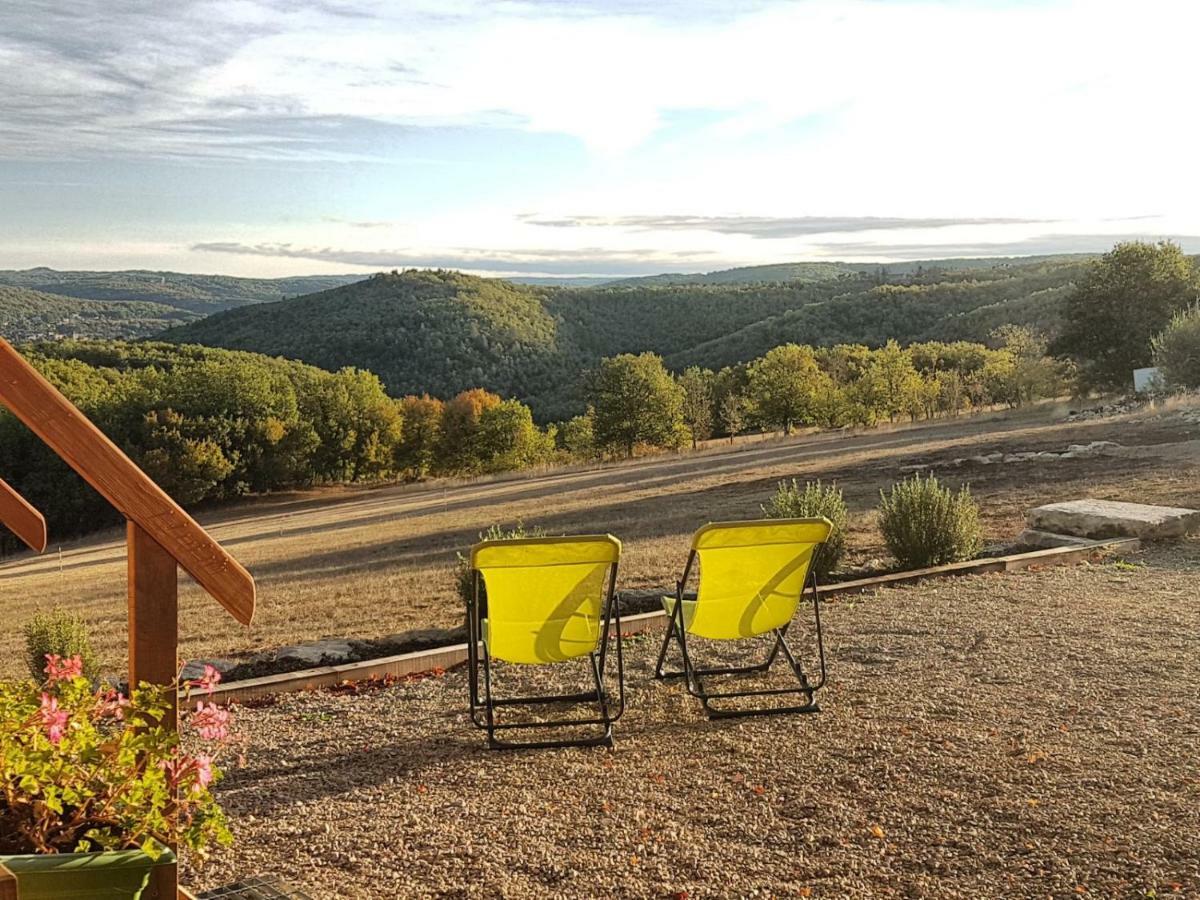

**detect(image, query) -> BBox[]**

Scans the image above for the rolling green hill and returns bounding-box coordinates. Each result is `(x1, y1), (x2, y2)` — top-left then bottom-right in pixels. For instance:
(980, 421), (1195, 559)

(0, 268), (366, 313)
(0, 286), (198, 341)
(162, 256), (1089, 420)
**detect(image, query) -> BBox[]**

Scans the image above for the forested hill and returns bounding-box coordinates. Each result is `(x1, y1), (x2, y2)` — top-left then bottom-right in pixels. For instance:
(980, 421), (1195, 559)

(0, 268), (365, 313)
(0, 286), (198, 341)
(603, 254), (1095, 287)
(161, 256), (1089, 420)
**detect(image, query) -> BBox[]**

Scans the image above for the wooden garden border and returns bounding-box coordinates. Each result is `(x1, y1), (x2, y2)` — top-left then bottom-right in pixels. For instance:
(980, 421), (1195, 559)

(197, 537), (1139, 707)
(0, 338), (256, 900)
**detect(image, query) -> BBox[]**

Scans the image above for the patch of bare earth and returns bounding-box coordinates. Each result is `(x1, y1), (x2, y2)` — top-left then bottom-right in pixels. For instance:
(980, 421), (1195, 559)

(186, 539), (1200, 899)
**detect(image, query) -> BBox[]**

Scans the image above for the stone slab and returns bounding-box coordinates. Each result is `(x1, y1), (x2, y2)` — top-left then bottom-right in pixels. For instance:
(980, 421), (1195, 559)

(1026, 499), (1200, 540)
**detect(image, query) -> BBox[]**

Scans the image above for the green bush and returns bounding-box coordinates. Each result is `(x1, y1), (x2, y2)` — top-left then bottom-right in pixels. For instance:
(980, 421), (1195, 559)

(878, 473), (982, 569)
(1152, 303), (1200, 389)
(761, 479), (847, 579)
(22, 609), (99, 683)
(455, 520), (548, 608)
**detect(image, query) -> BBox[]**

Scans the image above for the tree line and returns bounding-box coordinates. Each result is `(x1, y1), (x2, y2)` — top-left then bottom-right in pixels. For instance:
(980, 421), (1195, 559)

(0, 342), (555, 551)
(565, 326), (1066, 458)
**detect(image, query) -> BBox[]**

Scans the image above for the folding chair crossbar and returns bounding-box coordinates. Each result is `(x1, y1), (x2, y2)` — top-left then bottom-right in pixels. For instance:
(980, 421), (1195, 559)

(468, 562), (625, 750)
(655, 543), (828, 719)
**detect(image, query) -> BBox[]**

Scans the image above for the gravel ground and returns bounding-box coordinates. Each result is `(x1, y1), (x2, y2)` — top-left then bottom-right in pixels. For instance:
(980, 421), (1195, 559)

(187, 540), (1200, 899)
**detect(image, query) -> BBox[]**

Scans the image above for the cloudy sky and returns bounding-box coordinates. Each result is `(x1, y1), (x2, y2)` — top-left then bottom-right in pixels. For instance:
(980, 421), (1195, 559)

(1, 0), (1197, 278)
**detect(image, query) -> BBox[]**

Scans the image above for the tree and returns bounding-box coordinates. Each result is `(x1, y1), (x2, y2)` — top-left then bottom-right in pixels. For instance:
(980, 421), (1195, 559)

(991, 325), (1063, 406)
(396, 394), (444, 479)
(860, 341), (922, 422)
(589, 353), (686, 458)
(559, 409), (599, 460)
(677, 366), (715, 448)
(475, 398), (554, 472)
(1152, 303), (1200, 389)
(810, 372), (851, 428)
(1051, 241), (1200, 389)
(717, 391), (745, 444)
(712, 365), (749, 441)
(746, 343), (820, 434)
(438, 388), (502, 474)
(136, 409), (234, 505)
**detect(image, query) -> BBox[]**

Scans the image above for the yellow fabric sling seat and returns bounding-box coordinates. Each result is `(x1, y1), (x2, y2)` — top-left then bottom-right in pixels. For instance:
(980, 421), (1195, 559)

(467, 534), (625, 749)
(656, 518), (832, 718)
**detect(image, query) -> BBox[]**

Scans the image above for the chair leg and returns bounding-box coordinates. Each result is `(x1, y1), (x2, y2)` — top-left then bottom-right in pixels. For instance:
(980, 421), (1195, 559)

(480, 644), (624, 751)
(668, 626), (821, 720)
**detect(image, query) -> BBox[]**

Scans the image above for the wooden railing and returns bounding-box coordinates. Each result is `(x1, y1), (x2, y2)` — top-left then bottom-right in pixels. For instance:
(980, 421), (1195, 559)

(0, 338), (256, 899)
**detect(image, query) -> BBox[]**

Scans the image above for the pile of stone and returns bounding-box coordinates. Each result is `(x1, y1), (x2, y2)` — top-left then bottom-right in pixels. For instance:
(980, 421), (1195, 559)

(1064, 400), (1145, 422)
(899, 441), (1126, 473)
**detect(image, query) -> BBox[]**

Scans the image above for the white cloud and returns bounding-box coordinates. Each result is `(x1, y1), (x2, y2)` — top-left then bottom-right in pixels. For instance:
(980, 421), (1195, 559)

(3, 0), (1200, 273)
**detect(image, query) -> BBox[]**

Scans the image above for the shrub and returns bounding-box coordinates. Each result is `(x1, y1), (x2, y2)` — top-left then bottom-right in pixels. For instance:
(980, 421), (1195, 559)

(1152, 303), (1200, 389)
(761, 479), (847, 579)
(23, 609), (99, 683)
(0, 655), (232, 855)
(455, 520), (547, 609)
(878, 473), (983, 569)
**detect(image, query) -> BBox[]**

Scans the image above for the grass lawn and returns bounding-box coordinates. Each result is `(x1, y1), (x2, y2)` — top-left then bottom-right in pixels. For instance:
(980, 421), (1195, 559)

(185, 539), (1200, 898)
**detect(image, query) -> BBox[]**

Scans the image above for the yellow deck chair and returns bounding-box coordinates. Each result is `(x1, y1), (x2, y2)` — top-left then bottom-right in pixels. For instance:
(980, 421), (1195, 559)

(467, 534), (625, 749)
(655, 518), (832, 718)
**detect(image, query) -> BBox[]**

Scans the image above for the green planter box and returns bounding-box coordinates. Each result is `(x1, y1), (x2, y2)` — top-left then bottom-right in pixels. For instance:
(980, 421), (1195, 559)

(0, 845), (174, 899)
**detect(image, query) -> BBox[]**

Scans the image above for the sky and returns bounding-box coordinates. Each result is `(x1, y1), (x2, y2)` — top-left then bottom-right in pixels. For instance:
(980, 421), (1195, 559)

(1, 0), (1198, 279)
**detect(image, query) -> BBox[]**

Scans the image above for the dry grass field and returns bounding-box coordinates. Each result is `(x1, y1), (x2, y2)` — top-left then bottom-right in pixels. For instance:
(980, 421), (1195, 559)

(2, 401), (1199, 678)
(185, 538), (1200, 898)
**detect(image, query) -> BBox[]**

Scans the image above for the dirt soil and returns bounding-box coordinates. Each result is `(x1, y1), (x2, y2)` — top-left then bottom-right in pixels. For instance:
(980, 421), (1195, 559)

(2, 401), (1199, 677)
(184, 538), (1200, 899)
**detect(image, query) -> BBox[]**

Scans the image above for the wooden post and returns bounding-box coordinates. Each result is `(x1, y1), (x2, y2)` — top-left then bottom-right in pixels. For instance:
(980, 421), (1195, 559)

(128, 522), (180, 900)
(0, 862), (18, 900)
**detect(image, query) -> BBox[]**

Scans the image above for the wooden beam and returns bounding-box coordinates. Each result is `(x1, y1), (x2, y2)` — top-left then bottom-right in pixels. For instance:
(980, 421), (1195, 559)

(0, 477), (45, 553)
(0, 862), (17, 900)
(128, 522), (179, 900)
(0, 339), (253, 624)
(128, 522), (180, 703)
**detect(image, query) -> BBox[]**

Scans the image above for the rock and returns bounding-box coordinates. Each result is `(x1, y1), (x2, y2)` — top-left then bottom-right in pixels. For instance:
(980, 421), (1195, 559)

(179, 658), (239, 682)
(1016, 529), (1098, 550)
(1062, 440), (1125, 460)
(1036, 451), (1062, 459)
(1026, 499), (1200, 540)
(899, 464), (929, 473)
(968, 455), (995, 465)
(983, 452), (1004, 463)
(275, 639), (356, 666)
(1011, 451), (1040, 461)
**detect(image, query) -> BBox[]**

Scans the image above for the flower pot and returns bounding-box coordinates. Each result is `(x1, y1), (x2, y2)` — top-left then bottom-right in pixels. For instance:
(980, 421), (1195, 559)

(0, 844), (175, 900)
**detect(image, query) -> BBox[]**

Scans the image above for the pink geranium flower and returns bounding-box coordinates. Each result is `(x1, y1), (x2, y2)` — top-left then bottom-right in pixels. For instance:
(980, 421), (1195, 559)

(190, 701), (230, 742)
(44, 654), (84, 684)
(98, 689), (129, 720)
(188, 664), (222, 696)
(38, 693), (69, 745)
(193, 754), (215, 791)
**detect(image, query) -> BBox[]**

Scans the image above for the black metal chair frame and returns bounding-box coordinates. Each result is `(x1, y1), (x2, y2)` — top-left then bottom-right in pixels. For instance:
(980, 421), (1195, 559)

(654, 545), (826, 719)
(467, 561), (625, 750)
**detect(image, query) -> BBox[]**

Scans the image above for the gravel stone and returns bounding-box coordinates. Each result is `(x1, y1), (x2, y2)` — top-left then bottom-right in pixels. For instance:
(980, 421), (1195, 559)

(184, 539), (1200, 899)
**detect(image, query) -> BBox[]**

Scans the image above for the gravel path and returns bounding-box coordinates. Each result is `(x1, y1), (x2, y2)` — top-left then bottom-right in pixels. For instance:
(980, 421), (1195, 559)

(187, 540), (1200, 899)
